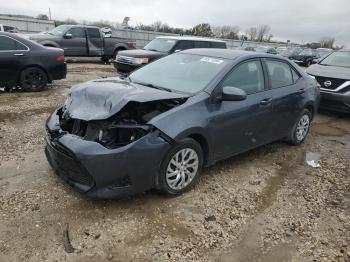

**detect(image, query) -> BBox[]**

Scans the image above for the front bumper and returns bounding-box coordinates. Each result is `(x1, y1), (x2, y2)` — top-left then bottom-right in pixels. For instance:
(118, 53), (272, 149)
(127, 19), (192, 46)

(45, 111), (172, 199)
(320, 91), (350, 113)
(112, 61), (142, 74)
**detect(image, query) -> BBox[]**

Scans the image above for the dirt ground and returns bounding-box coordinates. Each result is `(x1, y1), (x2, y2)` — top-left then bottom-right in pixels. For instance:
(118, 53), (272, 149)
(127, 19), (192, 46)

(0, 61), (349, 262)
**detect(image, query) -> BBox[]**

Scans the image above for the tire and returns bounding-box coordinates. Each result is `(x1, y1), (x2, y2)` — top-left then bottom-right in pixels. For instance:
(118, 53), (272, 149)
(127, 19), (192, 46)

(101, 56), (111, 63)
(158, 138), (203, 196)
(20, 67), (48, 92)
(286, 109), (312, 145)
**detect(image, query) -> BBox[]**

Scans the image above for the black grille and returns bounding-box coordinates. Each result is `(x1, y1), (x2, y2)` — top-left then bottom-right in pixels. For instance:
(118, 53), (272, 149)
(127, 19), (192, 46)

(47, 142), (95, 188)
(315, 76), (348, 90)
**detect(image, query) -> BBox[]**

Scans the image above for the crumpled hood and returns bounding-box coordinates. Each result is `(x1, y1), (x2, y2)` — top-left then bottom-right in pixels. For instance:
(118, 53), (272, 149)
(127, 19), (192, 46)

(64, 77), (189, 121)
(306, 64), (350, 80)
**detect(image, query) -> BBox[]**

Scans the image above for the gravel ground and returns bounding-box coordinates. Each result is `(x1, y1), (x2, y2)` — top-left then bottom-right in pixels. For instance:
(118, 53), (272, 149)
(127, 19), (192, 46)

(0, 61), (349, 262)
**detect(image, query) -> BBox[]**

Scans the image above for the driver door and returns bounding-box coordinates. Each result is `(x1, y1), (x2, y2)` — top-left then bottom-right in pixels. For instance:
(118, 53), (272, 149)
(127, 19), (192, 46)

(61, 27), (88, 56)
(208, 59), (274, 160)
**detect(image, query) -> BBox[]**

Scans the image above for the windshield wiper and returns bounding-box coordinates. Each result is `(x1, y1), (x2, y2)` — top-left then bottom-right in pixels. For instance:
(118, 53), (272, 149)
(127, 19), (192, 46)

(133, 81), (172, 92)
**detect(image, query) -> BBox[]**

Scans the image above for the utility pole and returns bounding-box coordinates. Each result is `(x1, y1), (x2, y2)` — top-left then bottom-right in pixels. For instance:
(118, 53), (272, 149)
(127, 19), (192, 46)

(49, 8), (52, 20)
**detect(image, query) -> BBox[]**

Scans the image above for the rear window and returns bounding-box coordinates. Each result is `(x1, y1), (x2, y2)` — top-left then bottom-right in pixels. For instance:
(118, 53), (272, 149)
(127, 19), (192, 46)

(175, 40), (194, 51)
(266, 59), (294, 88)
(87, 28), (101, 38)
(211, 42), (226, 49)
(194, 41), (211, 48)
(0, 36), (16, 50)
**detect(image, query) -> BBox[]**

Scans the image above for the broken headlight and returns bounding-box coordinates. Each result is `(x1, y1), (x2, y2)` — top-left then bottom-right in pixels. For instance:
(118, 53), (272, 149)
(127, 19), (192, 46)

(97, 124), (153, 149)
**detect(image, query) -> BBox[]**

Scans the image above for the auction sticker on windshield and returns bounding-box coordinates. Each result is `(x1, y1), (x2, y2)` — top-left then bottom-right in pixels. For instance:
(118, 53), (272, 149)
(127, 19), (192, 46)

(200, 57), (224, 64)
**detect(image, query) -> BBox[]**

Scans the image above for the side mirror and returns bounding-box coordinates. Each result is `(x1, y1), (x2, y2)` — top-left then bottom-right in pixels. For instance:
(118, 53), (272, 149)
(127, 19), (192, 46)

(64, 33), (73, 39)
(221, 86), (247, 101)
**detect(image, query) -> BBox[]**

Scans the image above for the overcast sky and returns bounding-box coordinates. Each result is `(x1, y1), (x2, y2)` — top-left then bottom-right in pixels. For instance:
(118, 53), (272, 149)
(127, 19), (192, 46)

(1, 0), (349, 45)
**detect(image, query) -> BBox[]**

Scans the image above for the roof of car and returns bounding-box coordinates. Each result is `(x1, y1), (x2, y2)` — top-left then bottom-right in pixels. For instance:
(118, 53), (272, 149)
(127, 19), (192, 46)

(156, 35), (226, 43)
(181, 48), (280, 60)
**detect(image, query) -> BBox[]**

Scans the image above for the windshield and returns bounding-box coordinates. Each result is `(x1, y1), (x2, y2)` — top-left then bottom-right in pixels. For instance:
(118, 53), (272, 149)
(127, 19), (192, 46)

(317, 49), (332, 58)
(129, 53), (229, 94)
(143, 38), (177, 52)
(320, 51), (350, 67)
(47, 25), (70, 36)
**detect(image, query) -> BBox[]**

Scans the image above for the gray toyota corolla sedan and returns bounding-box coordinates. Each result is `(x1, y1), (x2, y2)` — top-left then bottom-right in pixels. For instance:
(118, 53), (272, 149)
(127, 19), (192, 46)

(45, 49), (320, 199)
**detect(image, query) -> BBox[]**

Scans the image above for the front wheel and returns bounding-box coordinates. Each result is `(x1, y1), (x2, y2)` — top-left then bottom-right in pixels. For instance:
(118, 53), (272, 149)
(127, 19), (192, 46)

(20, 67), (48, 92)
(287, 109), (312, 145)
(158, 138), (203, 196)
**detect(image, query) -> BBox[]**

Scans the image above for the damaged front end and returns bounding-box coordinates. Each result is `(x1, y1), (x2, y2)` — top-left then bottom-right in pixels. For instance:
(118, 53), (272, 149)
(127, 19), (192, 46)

(58, 99), (186, 148)
(45, 89), (188, 198)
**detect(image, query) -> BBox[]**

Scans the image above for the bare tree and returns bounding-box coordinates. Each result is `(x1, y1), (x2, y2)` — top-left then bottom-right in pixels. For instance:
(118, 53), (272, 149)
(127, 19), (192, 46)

(319, 37), (335, 48)
(256, 24), (271, 42)
(246, 27), (257, 41)
(151, 21), (163, 32)
(212, 25), (240, 39)
(37, 14), (49, 20)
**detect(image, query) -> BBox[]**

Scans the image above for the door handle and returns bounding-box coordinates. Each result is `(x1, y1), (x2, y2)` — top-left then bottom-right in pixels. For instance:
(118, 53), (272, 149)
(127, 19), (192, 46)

(14, 53), (24, 56)
(260, 98), (272, 105)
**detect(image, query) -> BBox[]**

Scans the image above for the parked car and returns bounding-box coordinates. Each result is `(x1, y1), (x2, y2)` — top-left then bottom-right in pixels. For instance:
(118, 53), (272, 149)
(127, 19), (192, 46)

(255, 46), (278, 55)
(289, 48), (319, 67)
(29, 25), (136, 62)
(113, 36), (227, 74)
(45, 49), (320, 199)
(306, 49), (350, 113)
(0, 32), (66, 91)
(244, 46), (256, 52)
(0, 24), (19, 33)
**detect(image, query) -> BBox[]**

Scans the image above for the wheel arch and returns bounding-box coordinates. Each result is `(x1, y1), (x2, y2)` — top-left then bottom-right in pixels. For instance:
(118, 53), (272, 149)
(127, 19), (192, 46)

(18, 64), (50, 83)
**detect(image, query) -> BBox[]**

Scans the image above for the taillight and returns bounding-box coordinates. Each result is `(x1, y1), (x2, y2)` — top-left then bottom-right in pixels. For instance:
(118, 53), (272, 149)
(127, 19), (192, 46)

(56, 54), (65, 62)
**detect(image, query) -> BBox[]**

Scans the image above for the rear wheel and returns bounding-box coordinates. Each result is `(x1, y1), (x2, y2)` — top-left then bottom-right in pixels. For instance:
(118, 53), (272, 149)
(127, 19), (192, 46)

(20, 67), (48, 92)
(158, 138), (203, 196)
(287, 109), (312, 145)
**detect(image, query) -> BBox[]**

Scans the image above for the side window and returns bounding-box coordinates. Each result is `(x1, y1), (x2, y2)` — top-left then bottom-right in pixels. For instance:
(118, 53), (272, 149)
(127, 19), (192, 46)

(211, 42), (226, 48)
(175, 40), (193, 51)
(0, 36), (16, 50)
(221, 60), (265, 95)
(266, 59), (293, 88)
(291, 68), (301, 83)
(194, 41), (210, 48)
(67, 28), (85, 38)
(87, 28), (101, 39)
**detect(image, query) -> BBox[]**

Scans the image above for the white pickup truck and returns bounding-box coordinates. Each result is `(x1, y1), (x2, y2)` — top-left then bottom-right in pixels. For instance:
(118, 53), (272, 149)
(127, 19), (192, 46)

(0, 24), (19, 33)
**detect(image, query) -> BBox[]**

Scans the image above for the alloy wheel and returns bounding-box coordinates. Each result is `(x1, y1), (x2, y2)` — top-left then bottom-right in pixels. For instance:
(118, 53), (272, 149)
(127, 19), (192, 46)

(166, 148), (199, 190)
(296, 114), (310, 142)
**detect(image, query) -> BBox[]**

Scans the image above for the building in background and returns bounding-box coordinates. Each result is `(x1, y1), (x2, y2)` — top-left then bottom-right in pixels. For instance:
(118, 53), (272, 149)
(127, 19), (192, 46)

(0, 15), (55, 33)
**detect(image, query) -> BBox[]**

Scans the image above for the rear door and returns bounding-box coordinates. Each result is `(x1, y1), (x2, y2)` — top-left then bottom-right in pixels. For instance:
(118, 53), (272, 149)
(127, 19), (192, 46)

(263, 58), (306, 137)
(62, 27), (87, 56)
(86, 28), (103, 56)
(0, 35), (28, 86)
(209, 59), (275, 159)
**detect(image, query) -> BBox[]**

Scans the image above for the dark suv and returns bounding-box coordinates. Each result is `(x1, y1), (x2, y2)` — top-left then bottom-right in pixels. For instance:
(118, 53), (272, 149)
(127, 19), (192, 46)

(113, 36), (227, 73)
